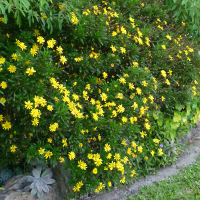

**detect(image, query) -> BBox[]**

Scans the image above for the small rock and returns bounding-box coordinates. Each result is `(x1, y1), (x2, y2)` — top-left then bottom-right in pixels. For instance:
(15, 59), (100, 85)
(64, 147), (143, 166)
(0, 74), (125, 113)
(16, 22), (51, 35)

(0, 175), (61, 200)
(5, 192), (36, 200)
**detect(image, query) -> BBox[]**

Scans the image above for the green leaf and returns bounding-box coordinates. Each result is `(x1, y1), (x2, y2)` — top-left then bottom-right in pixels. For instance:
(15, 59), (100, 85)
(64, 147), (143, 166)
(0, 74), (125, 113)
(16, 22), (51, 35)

(157, 118), (163, 127)
(153, 111), (159, 120)
(20, 0), (30, 10)
(170, 122), (180, 130)
(186, 105), (191, 116)
(173, 112), (182, 122)
(175, 104), (182, 111)
(169, 131), (176, 139)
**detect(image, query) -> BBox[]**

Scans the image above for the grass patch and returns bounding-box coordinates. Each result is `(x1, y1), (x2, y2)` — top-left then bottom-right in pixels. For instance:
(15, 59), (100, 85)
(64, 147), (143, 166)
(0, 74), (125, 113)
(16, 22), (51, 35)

(129, 156), (200, 200)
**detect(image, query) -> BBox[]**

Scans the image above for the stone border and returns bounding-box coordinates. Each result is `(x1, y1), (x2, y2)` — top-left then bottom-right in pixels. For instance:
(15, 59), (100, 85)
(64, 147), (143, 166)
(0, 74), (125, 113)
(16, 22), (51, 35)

(82, 123), (200, 200)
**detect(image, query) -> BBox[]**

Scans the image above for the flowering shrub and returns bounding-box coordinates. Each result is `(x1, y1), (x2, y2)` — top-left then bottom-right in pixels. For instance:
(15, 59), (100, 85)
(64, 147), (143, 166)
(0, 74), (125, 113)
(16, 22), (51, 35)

(0, 0), (200, 198)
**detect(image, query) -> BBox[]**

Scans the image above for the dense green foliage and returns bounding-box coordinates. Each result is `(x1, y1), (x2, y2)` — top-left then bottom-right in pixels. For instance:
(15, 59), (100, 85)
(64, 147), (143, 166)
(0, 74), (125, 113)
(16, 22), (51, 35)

(0, 0), (200, 199)
(166, 0), (200, 40)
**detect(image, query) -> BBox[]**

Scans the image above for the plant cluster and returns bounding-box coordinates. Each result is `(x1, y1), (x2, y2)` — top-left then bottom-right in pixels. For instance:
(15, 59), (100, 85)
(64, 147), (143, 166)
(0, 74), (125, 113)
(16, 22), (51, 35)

(0, 0), (200, 199)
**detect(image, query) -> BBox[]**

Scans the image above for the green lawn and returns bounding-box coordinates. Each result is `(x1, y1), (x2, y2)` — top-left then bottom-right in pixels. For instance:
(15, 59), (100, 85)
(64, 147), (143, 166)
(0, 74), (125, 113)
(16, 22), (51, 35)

(129, 156), (200, 200)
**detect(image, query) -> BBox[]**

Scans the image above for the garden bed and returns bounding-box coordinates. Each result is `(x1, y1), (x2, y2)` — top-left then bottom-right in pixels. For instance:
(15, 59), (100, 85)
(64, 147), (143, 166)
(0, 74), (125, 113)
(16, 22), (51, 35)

(82, 123), (200, 200)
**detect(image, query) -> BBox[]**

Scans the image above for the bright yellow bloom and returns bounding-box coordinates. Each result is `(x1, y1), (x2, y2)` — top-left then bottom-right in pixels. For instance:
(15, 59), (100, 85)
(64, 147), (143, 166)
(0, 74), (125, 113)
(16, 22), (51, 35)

(73, 181), (84, 192)
(47, 138), (52, 143)
(49, 122), (59, 132)
(121, 26), (127, 34)
(120, 176), (126, 184)
(78, 160), (87, 170)
(142, 81), (148, 87)
(38, 148), (45, 155)
(2, 121), (11, 130)
(59, 157), (65, 163)
(121, 139), (127, 146)
(47, 105), (53, 111)
(168, 55), (173, 61)
(100, 93), (107, 101)
(47, 38), (56, 48)
(0, 57), (5, 64)
(17, 41), (27, 51)
(120, 47), (126, 54)
(10, 145), (17, 152)
(166, 35), (172, 40)
(44, 151), (53, 159)
(158, 148), (163, 156)
(122, 116), (127, 123)
(30, 108), (41, 118)
(153, 138), (160, 144)
(115, 93), (123, 99)
(104, 143), (111, 152)
(0, 81), (7, 89)
(26, 67), (36, 76)
(161, 45), (166, 50)
(130, 170), (136, 177)
(110, 45), (117, 52)
(168, 70), (173, 76)
(62, 138), (67, 147)
(37, 36), (45, 44)
(92, 168), (98, 174)
(60, 55), (67, 64)
(107, 153), (112, 159)
(130, 116), (137, 124)
(68, 151), (76, 160)
(95, 182), (105, 193)
(145, 122), (151, 130)
(103, 72), (108, 79)
(112, 31), (117, 36)
(165, 79), (170, 85)
(140, 131), (147, 138)
(117, 104), (125, 113)
(136, 87), (142, 95)
(129, 83), (135, 90)
(8, 65), (16, 73)
(56, 46), (63, 54)
(108, 181), (112, 187)
(83, 9), (90, 15)
(39, 97), (47, 107)
(131, 102), (138, 110)
(161, 70), (167, 78)
(114, 153), (120, 161)
(151, 150), (155, 157)
(137, 146), (143, 153)
(74, 57), (83, 62)
(132, 61), (139, 67)
(71, 12), (79, 25)
(24, 101), (33, 110)
(119, 77), (126, 84)
(0, 97), (6, 104)
(32, 118), (39, 126)
(93, 113), (98, 121)
(30, 44), (39, 56)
